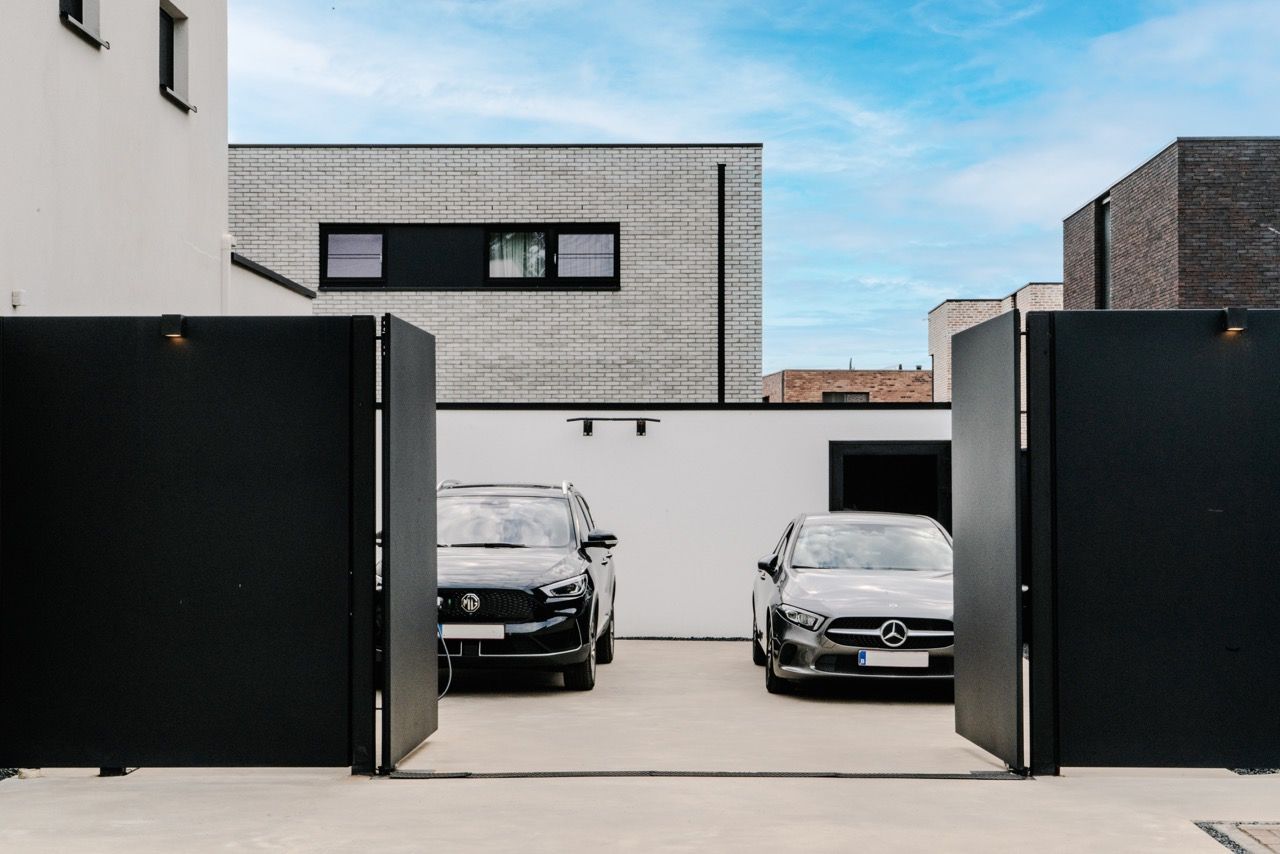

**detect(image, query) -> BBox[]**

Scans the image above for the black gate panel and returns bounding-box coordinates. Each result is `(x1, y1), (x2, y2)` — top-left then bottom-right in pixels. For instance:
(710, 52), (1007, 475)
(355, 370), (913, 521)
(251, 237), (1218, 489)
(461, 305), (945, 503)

(381, 315), (438, 770)
(1034, 310), (1280, 768)
(951, 311), (1024, 771)
(0, 316), (375, 767)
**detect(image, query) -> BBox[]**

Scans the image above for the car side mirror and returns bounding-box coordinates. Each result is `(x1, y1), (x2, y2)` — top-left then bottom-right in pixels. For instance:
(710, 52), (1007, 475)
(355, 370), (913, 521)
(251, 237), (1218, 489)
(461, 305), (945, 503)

(757, 554), (779, 574)
(585, 529), (618, 550)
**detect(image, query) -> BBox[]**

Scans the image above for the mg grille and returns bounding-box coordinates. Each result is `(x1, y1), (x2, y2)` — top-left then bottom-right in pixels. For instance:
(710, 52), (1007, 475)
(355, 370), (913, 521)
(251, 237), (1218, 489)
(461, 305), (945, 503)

(439, 588), (536, 622)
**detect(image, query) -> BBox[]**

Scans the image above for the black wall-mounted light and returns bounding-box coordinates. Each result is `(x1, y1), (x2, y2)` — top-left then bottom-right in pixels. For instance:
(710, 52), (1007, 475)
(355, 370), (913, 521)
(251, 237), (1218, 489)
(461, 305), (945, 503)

(1224, 307), (1248, 333)
(566, 417), (661, 437)
(161, 314), (185, 338)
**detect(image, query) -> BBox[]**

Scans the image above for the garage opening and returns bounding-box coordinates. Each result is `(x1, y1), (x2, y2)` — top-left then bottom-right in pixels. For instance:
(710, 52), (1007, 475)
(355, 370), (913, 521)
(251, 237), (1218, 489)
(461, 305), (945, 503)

(382, 413), (1018, 781)
(829, 441), (952, 531)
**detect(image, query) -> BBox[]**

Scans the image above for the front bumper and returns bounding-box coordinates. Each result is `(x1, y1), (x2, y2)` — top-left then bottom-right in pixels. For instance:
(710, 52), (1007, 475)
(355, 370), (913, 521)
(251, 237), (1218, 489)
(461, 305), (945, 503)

(770, 613), (954, 680)
(438, 613), (591, 670)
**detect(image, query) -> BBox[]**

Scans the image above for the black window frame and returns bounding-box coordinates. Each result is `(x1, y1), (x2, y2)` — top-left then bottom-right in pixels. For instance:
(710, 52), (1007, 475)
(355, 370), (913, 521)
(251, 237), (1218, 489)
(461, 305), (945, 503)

(157, 3), (196, 113)
(320, 225), (388, 286)
(484, 223), (620, 290)
(1095, 194), (1112, 309)
(823, 391), (871, 403)
(159, 8), (176, 90)
(317, 222), (620, 292)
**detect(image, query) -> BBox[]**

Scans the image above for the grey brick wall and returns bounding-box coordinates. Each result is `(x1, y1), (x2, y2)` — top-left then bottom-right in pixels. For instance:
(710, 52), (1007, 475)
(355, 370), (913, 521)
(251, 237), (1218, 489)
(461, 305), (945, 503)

(228, 145), (762, 402)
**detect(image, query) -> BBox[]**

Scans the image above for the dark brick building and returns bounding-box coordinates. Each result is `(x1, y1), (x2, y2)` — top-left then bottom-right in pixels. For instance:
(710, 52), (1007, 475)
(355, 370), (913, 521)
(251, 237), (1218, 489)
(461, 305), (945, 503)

(1064, 137), (1280, 310)
(761, 368), (932, 403)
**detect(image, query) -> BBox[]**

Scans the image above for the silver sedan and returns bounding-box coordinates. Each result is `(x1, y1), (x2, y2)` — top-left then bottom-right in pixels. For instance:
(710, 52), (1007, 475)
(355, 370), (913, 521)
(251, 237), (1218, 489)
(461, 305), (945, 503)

(751, 511), (953, 693)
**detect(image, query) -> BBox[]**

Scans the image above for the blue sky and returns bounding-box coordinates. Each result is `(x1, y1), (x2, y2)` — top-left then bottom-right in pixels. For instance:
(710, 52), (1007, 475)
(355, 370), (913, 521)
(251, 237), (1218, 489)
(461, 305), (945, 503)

(228, 0), (1280, 372)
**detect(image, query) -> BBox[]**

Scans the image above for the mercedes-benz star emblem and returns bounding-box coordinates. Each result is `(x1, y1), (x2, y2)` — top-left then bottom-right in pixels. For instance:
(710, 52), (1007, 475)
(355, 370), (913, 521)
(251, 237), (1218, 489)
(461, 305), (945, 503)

(461, 593), (481, 614)
(880, 619), (909, 648)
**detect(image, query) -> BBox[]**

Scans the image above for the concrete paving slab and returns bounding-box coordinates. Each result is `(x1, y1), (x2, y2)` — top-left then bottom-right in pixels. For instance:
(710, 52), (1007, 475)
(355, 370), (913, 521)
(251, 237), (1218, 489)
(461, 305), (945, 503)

(5, 641), (1278, 852)
(399, 639), (1000, 774)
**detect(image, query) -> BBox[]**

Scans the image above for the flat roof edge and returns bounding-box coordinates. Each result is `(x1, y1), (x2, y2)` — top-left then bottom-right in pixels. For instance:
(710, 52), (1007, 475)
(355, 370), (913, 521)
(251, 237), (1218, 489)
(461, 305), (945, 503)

(230, 253), (316, 299)
(229, 142), (764, 150)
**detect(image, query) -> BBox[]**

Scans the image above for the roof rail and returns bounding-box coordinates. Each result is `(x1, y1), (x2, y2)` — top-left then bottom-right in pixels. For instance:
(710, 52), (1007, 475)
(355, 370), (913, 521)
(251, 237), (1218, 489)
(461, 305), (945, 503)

(561, 481), (573, 495)
(437, 479), (462, 490)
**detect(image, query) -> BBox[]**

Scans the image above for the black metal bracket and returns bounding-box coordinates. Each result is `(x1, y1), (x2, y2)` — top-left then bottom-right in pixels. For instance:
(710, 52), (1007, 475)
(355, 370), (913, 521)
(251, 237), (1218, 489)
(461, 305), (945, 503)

(566, 417), (661, 437)
(160, 85), (197, 113)
(60, 12), (110, 49)
(98, 767), (137, 777)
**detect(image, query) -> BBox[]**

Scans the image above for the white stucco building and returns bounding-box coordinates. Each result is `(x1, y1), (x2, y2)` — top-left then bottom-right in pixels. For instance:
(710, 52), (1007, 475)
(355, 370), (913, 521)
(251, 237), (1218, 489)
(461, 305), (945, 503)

(0, 1), (311, 317)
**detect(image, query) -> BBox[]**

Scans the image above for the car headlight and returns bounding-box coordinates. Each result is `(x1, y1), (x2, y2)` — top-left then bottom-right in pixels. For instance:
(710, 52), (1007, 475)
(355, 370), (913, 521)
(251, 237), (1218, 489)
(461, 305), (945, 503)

(540, 573), (588, 599)
(778, 604), (824, 630)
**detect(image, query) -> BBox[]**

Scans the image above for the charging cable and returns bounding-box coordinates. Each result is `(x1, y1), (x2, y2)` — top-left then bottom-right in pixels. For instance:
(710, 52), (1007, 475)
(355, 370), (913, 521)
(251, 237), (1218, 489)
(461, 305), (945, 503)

(437, 624), (453, 700)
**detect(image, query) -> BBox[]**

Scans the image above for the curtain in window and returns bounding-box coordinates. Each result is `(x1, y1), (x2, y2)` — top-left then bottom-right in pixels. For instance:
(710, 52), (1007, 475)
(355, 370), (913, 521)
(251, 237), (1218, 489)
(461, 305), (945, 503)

(558, 233), (615, 277)
(488, 232), (545, 278)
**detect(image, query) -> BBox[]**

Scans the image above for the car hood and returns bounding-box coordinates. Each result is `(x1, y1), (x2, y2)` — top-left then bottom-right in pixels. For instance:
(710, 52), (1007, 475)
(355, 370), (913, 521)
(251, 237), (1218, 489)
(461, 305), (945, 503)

(437, 547), (578, 589)
(781, 567), (953, 618)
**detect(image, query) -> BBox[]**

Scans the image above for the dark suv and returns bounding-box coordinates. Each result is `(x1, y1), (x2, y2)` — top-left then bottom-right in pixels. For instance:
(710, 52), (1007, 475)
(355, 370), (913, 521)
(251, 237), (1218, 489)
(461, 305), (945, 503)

(435, 481), (618, 690)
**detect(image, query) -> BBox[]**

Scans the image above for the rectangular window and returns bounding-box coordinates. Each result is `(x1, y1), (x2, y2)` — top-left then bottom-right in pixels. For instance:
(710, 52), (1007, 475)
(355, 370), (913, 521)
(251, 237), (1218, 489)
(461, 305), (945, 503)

(488, 232), (546, 279)
(60, 0), (107, 48)
(159, 9), (175, 89)
(317, 223), (619, 290)
(823, 392), (870, 403)
(158, 2), (194, 112)
(324, 231), (385, 281)
(486, 224), (618, 286)
(558, 232), (615, 278)
(1096, 195), (1112, 309)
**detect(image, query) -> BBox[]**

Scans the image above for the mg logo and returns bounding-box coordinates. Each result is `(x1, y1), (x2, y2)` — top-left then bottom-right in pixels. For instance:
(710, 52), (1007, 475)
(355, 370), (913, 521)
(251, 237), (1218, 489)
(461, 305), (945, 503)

(460, 593), (481, 614)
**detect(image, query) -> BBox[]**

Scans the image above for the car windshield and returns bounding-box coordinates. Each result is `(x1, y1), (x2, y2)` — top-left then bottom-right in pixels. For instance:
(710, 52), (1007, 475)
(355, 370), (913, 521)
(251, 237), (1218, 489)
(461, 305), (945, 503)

(437, 495), (573, 548)
(790, 519), (952, 571)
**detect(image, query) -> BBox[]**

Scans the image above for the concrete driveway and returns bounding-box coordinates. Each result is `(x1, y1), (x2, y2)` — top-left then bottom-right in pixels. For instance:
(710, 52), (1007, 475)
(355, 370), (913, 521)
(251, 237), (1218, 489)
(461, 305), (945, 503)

(3, 641), (1278, 852)
(400, 638), (998, 775)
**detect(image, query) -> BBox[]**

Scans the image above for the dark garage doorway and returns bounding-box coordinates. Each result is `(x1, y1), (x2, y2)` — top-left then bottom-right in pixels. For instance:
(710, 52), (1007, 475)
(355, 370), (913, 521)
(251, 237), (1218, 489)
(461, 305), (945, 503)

(829, 441), (952, 531)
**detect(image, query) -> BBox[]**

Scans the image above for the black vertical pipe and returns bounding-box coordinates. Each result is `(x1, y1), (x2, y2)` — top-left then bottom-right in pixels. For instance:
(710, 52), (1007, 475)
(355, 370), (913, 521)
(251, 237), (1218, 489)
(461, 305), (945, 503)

(717, 163), (726, 404)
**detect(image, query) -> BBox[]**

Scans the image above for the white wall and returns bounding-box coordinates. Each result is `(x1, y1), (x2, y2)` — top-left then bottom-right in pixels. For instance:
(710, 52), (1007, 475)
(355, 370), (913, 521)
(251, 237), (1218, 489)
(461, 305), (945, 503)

(225, 262), (314, 315)
(437, 407), (952, 637)
(0, 1), (230, 317)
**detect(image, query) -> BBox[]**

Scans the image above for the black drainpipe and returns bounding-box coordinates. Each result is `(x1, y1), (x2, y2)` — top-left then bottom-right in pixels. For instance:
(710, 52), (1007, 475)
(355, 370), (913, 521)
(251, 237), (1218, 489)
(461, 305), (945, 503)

(717, 163), (726, 404)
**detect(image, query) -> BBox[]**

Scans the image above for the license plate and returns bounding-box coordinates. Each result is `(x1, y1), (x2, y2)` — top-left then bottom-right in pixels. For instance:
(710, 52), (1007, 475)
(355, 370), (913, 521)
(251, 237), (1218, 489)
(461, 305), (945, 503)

(859, 649), (929, 668)
(441, 624), (504, 640)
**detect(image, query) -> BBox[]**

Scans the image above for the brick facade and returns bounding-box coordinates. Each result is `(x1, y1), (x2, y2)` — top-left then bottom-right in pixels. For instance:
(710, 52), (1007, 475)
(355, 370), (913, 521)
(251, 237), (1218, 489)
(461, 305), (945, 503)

(926, 300), (1001, 402)
(1062, 202), (1096, 310)
(228, 144), (762, 403)
(927, 283), (1062, 402)
(1064, 138), (1280, 310)
(1179, 139), (1280, 307)
(761, 369), (932, 403)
